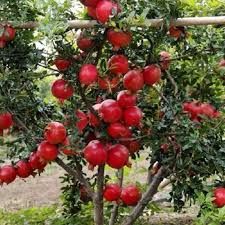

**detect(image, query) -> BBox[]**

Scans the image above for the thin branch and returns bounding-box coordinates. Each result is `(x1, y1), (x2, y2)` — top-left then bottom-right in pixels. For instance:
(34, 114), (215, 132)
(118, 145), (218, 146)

(55, 157), (94, 199)
(165, 71), (178, 96)
(93, 165), (105, 225)
(122, 167), (166, 225)
(109, 169), (124, 225)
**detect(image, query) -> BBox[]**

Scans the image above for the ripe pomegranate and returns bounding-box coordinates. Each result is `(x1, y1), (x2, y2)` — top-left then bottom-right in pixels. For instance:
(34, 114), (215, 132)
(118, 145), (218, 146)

(37, 141), (58, 161)
(213, 187), (225, 208)
(122, 140), (140, 154)
(83, 140), (107, 166)
(121, 185), (142, 206)
(16, 160), (33, 178)
(80, 0), (100, 7)
(117, 90), (137, 108)
(87, 7), (97, 19)
(88, 103), (101, 127)
(107, 144), (129, 169)
(200, 103), (215, 118)
(2, 25), (16, 41)
(79, 64), (98, 85)
(44, 122), (67, 144)
(103, 183), (122, 202)
(107, 122), (131, 139)
(96, 0), (119, 24)
(54, 58), (71, 71)
(159, 51), (171, 71)
(76, 110), (89, 133)
(123, 106), (143, 127)
(108, 55), (129, 75)
(123, 70), (144, 92)
(99, 99), (122, 123)
(169, 26), (184, 39)
(51, 79), (74, 101)
(77, 37), (94, 51)
(0, 112), (13, 130)
(98, 76), (120, 91)
(29, 152), (47, 171)
(61, 136), (76, 156)
(143, 64), (162, 86)
(0, 165), (17, 184)
(107, 29), (132, 50)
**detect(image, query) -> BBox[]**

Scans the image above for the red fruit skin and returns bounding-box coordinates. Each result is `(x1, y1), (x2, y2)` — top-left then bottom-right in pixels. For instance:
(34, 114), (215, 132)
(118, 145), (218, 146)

(16, 160), (33, 178)
(44, 122), (67, 144)
(87, 7), (97, 19)
(100, 99), (122, 123)
(0, 165), (17, 184)
(83, 140), (107, 166)
(160, 143), (170, 153)
(98, 76), (120, 91)
(80, 0), (100, 7)
(107, 29), (132, 50)
(79, 64), (98, 85)
(159, 51), (171, 71)
(88, 103), (101, 127)
(143, 64), (162, 86)
(107, 122), (131, 139)
(51, 79), (74, 101)
(54, 58), (71, 71)
(0, 39), (6, 48)
(76, 110), (89, 133)
(60, 137), (76, 156)
(121, 185), (142, 206)
(123, 70), (144, 92)
(123, 140), (140, 154)
(107, 144), (129, 169)
(200, 103), (215, 118)
(123, 106), (143, 127)
(0, 112), (13, 130)
(213, 187), (225, 208)
(108, 55), (129, 75)
(96, 0), (113, 23)
(29, 152), (47, 171)
(37, 141), (58, 161)
(169, 26), (183, 39)
(117, 90), (137, 108)
(103, 183), (122, 202)
(77, 37), (94, 51)
(3, 26), (16, 41)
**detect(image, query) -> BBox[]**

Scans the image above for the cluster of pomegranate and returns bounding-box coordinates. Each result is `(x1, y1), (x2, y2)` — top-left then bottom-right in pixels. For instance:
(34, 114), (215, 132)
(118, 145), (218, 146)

(183, 101), (220, 122)
(0, 25), (16, 48)
(103, 183), (141, 206)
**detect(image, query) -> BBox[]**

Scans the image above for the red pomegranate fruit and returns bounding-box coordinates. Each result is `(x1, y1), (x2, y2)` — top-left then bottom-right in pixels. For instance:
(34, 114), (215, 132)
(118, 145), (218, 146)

(143, 64), (162, 86)
(169, 26), (184, 39)
(87, 7), (97, 19)
(107, 122), (131, 139)
(121, 185), (142, 206)
(88, 103), (101, 127)
(213, 187), (225, 208)
(80, 0), (100, 7)
(29, 152), (47, 171)
(107, 29), (132, 50)
(96, 0), (119, 24)
(54, 58), (71, 71)
(107, 144), (129, 169)
(103, 183), (122, 202)
(76, 110), (89, 133)
(99, 99), (122, 123)
(0, 38), (6, 48)
(79, 64), (98, 85)
(0, 165), (17, 184)
(123, 70), (144, 92)
(122, 140), (140, 154)
(159, 51), (171, 71)
(117, 90), (137, 108)
(0, 112), (13, 130)
(2, 25), (16, 41)
(108, 54), (129, 75)
(98, 76), (120, 91)
(60, 136), (76, 156)
(37, 141), (58, 161)
(77, 37), (94, 51)
(44, 122), (67, 144)
(123, 106), (143, 127)
(51, 79), (74, 101)
(16, 160), (33, 178)
(83, 140), (107, 166)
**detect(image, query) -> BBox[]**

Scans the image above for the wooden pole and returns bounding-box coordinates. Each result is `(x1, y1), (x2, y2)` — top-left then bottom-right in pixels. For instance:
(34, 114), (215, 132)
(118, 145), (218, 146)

(8, 16), (225, 29)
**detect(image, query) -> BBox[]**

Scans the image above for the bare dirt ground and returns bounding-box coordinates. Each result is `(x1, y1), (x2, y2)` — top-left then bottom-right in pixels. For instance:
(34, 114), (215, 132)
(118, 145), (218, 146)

(0, 160), (197, 224)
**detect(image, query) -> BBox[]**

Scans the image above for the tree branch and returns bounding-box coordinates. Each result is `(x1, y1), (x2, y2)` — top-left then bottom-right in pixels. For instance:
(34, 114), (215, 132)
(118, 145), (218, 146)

(55, 157), (94, 199)
(109, 169), (124, 225)
(122, 167), (166, 225)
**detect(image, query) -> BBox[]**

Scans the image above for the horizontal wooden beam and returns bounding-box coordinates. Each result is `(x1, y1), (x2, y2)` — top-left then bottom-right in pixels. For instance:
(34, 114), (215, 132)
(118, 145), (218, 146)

(8, 16), (225, 29)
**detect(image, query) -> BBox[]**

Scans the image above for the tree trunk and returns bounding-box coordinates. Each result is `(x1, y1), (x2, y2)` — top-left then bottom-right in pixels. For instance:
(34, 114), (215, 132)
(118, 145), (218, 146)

(94, 165), (105, 225)
(122, 167), (166, 225)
